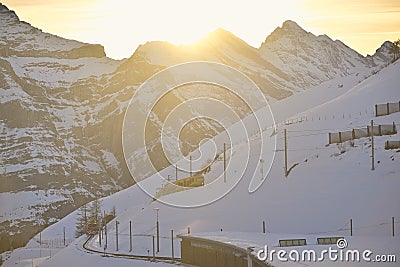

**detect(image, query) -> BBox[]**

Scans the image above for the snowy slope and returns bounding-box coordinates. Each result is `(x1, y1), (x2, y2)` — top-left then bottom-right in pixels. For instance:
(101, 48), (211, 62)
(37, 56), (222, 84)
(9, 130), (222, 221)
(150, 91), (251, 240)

(7, 59), (399, 267)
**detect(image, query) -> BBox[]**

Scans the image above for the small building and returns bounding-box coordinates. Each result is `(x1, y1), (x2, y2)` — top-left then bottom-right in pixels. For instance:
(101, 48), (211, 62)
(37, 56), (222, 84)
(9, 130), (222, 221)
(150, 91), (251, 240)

(179, 234), (271, 267)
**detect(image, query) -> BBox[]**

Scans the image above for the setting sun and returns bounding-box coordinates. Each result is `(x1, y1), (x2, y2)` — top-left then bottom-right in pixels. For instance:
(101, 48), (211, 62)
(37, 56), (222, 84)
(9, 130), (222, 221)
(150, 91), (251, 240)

(3, 0), (399, 59)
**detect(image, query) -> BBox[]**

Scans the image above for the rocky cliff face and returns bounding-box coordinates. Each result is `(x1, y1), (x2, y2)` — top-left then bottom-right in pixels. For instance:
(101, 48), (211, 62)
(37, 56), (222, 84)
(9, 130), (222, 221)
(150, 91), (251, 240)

(0, 3), (142, 251)
(0, 4), (105, 59)
(258, 20), (389, 90)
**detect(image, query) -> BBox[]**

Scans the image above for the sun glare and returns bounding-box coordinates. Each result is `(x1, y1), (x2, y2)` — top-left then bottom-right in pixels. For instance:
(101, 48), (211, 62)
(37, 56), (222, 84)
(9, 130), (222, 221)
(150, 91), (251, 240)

(2, 0), (399, 59)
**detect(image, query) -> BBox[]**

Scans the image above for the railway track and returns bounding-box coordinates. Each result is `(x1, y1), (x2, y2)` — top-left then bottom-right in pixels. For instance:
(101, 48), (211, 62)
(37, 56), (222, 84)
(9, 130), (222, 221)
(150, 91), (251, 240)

(82, 234), (181, 264)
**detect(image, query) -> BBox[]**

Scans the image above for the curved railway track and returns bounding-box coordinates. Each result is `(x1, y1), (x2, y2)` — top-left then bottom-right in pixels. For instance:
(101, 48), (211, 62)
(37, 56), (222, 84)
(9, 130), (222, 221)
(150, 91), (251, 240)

(81, 234), (181, 264)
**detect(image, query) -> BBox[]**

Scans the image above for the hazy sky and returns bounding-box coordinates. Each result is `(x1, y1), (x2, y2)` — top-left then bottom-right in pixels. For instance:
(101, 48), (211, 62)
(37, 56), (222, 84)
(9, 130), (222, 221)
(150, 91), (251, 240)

(2, 0), (399, 59)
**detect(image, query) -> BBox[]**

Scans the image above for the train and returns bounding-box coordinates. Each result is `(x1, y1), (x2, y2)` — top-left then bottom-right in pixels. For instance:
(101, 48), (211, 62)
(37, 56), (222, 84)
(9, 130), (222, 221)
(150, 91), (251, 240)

(154, 174), (204, 200)
(86, 223), (99, 235)
(173, 174), (204, 187)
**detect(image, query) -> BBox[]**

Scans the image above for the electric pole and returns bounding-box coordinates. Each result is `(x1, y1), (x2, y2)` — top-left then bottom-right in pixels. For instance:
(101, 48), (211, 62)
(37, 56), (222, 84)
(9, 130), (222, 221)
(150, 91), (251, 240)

(104, 221), (107, 248)
(260, 159), (264, 180)
(190, 156), (192, 176)
(371, 120), (375, 170)
(392, 217), (395, 237)
(152, 235), (155, 261)
(171, 229), (174, 262)
(154, 208), (160, 253)
(223, 143), (226, 183)
(350, 218), (353, 236)
(129, 220), (132, 252)
(115, 220), (119, 251)
(284, 129), (288, 177)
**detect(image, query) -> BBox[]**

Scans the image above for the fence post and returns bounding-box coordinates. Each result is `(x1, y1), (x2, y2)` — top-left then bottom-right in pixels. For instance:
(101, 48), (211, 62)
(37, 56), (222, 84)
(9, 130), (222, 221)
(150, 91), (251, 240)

(152, 235), (155, 261)
(378, 125), (382, 136)
(393, 122), (396, 133)
(387, 102), (390, 115)
(171, 230), (174, 262)
(339, 132), (342, 143)
(371, 120), (375, 171)
(129, 220), (132, 252)
(116, 220), (119, 251)
(352, 129), (355, 140)
(328, 133), (332, 144)
(350, 219), (353, 236)
(392, 217), (395, 237)
(375, 104), (378, 117)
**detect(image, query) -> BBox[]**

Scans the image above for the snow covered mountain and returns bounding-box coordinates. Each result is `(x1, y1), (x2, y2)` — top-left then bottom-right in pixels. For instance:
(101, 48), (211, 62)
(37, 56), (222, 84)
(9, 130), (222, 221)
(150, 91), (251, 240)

(0, 2), (396, 255)
(134, 20), (391, 98)
(6, 55), (399, 267)
(0, 3), (154, 252)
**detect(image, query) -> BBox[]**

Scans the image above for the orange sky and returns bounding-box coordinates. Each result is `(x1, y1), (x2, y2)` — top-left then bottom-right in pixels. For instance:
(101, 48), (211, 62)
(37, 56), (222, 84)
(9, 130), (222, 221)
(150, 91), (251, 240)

(2, 0), (399, 59)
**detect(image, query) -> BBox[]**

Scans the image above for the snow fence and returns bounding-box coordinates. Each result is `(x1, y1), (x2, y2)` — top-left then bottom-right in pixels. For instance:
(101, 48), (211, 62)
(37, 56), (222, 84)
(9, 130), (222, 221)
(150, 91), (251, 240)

(375, 101), (400, 117)
(385, 140), (400, 150)
(328, 122), (397, 144)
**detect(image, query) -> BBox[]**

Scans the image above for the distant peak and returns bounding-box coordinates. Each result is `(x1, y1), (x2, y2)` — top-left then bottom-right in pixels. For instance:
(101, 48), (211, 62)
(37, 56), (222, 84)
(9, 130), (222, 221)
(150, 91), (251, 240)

(282, 20), (301, 29)
(0, 3), (9, 11)
(261, 20), (307, 45)
(199, 28), (245, 45)
(208, 28), (236, 39)
(381, 40), (393, 48)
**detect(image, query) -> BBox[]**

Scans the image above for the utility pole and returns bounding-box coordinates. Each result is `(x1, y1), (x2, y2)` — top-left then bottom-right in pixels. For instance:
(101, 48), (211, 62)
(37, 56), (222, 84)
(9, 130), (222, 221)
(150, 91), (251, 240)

(154, 208), (160, 253)
(99, 223), (101, 247)
(284, 129), (288, 177)
(152, 235), (155, 261)
(223, 143), (226, 183)
(350, 219), (353, 236)
(115, 220), (119, 251)
(129, 220), (132, 252)
(84, 204), (87, 225)
(392, 217), (395, 237)
(105, 221), (107, 248)
(260, 159), (264, 180)
(104, 220), (108, 248)
(63, 227), (66, 246)
(171, 229), (174, 262)
(190, 156), (192, 176)
(262, 221), (266, 234)
(371, 120), (375, 170)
